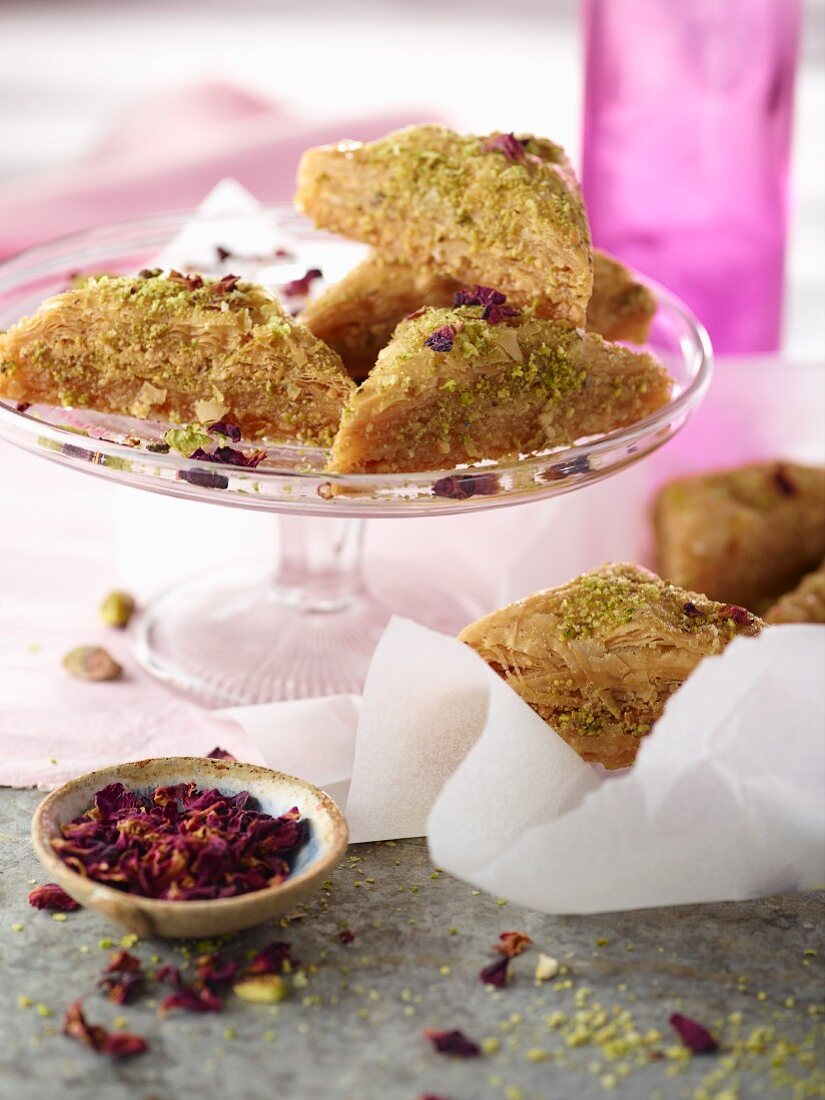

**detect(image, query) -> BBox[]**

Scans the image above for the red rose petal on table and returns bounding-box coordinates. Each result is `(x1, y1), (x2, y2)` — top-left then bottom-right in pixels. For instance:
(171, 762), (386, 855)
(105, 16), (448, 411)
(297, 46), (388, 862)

(98, 950), (145, 1004)
(338, 929), (356, 945)
(63, 1000), (148, 1058)
(479, 955), (510, 988)
(28, 883), (80, 911)
(669, 1013), (719, 1054)
(423, 1028), (481, 1057)
(496, 930), (533, 957)
(246, 940), (299, 975)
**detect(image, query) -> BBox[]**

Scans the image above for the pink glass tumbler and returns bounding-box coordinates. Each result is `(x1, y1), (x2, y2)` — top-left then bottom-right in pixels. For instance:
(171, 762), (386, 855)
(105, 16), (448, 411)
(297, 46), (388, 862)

(581, 0), (801, 354)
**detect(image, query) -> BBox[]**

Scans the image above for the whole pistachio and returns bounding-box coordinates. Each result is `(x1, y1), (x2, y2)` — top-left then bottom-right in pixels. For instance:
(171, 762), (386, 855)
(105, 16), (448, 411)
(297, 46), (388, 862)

(99, 591), (136, 630)
(63, 646), (122, 682)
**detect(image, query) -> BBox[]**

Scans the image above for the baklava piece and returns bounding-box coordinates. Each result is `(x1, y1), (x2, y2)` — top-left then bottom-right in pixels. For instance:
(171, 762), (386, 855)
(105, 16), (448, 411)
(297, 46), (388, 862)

(765, 558), (825, 624)
(301, 249), (656, 382)
(654, 462), (825, 613)
(299, 253), (458, 382)
(327, 292), (672, 475)
(0, 271), (355, 446)
(587, 250), (656, 344)
(296, 125), (593, 326)
(460, 562), (763, 770)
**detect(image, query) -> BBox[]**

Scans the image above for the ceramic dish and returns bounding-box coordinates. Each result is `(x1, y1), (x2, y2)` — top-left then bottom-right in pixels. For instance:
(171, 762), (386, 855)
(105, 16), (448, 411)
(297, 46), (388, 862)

(31, 756), (348, 939)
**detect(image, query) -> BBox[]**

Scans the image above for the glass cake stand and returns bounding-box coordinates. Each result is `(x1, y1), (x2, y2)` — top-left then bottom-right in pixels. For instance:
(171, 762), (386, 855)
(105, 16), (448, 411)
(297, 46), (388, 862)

(0, 208), (712, 705)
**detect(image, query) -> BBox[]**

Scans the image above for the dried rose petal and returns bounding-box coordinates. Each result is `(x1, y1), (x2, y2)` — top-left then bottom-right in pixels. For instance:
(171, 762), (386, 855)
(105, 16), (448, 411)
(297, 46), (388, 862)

(169, 270), (204, 291)
(147, 441), (171, 454)
(479, 955), (510, 988)
(98, 951), (145, 1004)
(160, 987), (223, 1014)
(215, 246), (232, 262)
(723, 604), (754, 628)
(280, 268), (322, 298)
(28, 883), (81, 912)
(683, 601), (703, 618)
(338, 930), (356, 945)
(424, 324), (456, 353)
(246, 941), (298, 975)
(433, 473), (497, 500)
(179, 467), (229, 489)
(99, 1033), (150, 1057)
(138, 268), (162, 279)
(207, 421), (242, 443)
(206, 746), (237, 761)
(483, 133), (527, 162)
(214, 274), (241, 295)
(63, 1001), (148, 1058)
(453, 285), (520, 325)
(196, 952), (239, 988)
(669, 1013), (719, 1054)
(157, 963), (224, 1014)
(189, 445), (265, 469)
(496, 930), (533, 958)
(51, 785), (306, 902)
(423, 1028), (481, 1057)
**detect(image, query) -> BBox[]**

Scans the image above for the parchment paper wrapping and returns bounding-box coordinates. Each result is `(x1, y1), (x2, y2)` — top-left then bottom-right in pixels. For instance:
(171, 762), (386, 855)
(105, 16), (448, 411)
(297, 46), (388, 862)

(224, 617), (824, 914)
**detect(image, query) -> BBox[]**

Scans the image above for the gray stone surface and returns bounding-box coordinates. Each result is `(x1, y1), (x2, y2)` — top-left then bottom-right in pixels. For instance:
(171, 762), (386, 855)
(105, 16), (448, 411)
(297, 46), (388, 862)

(1, 786), (823, 1100)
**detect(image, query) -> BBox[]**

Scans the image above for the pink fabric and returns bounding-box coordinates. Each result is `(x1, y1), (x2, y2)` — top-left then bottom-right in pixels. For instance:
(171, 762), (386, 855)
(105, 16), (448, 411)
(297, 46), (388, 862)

(0, 80), (437, 258)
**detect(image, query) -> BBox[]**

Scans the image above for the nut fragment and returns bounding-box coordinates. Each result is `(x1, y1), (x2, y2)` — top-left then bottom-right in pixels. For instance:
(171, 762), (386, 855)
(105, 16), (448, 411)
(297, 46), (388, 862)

(232, 975), (288, 1003)
(99, 591), (136, 629)
(62, 646), (123, 682)
(534, 953), (560, 982)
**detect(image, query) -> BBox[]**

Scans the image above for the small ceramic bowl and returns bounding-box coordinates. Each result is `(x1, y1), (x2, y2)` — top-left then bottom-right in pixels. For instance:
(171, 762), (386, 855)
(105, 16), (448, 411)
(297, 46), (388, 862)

(31, 756), (348, 939)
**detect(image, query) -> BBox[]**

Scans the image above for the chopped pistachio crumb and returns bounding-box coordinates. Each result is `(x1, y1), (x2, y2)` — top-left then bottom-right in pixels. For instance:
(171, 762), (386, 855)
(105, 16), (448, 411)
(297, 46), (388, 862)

(99, 938), (114, 949)
(11, 923), (23, 933)
(482, 1036), (501, 1054)
(17, 995), (33, 1008)
(35, 1003), (52, 1018)
(51, 913), (68, 923)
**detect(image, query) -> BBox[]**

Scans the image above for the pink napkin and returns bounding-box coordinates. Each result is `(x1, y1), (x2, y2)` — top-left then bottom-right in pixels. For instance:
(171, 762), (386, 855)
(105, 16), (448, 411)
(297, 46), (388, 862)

(0, 80), (438, 259)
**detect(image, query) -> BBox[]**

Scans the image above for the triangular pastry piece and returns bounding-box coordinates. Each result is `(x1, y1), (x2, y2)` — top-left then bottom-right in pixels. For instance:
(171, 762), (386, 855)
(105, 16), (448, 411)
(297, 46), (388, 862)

(327, 295), (672, 474)
(0, 271), (355, 445)
(301, 249), (656, 382)
(460, 563), (764, 770)
(296, 125), (592, 326)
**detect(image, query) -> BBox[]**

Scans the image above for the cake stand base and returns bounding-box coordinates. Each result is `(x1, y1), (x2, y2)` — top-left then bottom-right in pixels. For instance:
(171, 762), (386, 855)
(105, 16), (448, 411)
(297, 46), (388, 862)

(134, 517), (483, 706)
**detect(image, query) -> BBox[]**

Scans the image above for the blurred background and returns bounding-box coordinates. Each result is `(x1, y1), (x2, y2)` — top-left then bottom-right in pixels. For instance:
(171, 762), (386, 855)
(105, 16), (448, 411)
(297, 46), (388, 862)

(0, 0), (823, 356)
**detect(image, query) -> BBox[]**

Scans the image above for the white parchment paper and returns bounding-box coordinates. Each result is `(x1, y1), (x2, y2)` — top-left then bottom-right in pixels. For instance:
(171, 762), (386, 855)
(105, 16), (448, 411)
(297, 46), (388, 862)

(223, 618), (825, 913)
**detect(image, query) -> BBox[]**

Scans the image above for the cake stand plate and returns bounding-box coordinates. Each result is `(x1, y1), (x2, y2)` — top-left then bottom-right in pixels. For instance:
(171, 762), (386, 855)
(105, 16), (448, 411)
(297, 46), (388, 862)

(0, 208), (712, 705)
